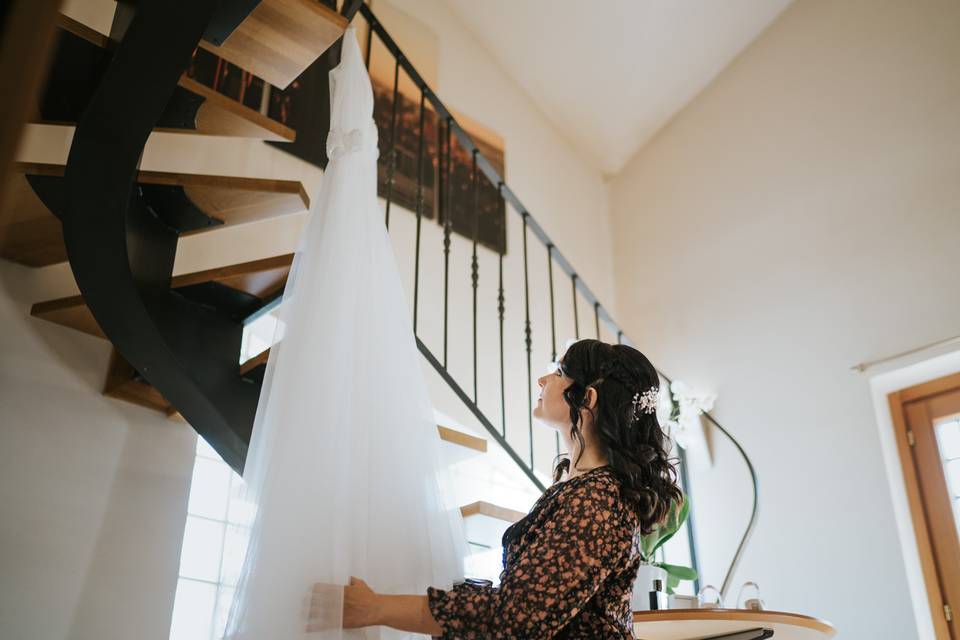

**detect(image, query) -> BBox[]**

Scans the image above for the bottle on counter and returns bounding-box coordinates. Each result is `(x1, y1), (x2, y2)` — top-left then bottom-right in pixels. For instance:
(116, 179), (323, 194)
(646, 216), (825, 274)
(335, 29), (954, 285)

(648, 579), (668, 610)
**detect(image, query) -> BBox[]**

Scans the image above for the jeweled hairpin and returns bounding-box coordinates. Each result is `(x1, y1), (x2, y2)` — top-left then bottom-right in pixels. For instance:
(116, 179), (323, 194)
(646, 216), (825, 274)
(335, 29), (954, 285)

(631, 386), (659, 421)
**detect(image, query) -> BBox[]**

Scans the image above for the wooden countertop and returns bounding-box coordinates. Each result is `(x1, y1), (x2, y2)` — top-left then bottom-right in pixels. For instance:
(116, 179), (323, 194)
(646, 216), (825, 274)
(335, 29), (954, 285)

(633, 608), (836, 640)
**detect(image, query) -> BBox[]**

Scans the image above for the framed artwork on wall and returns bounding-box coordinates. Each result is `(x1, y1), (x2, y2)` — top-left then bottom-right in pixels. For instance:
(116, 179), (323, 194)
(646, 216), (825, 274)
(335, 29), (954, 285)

(266, 0), (508, 255)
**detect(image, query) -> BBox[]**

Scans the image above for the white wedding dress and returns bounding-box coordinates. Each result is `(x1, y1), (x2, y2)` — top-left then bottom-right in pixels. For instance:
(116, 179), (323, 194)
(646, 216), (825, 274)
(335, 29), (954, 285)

(224, 26), (467, 639)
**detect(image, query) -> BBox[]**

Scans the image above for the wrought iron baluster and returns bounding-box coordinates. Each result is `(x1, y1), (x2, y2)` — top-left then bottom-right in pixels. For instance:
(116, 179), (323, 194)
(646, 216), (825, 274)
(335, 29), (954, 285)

(471, 149), (480, 403)
(522, 212), (533, 470)
(355, 6), (717, 588)
(442, 118), (452, 368)
(571, 274), (580, 339)
(498, 183), (506, 438)
(594, 301), (601, 339)
(363, 14), (373, 69)
(383, 56), (401, 229)
(547, 246), (557, 362)
(413, 89), (425, 333)
(547, 244), (559, 459)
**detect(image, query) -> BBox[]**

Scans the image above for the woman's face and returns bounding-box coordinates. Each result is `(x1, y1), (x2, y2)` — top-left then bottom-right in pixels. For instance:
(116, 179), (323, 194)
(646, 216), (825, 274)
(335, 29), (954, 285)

(533, 358), (575, 429)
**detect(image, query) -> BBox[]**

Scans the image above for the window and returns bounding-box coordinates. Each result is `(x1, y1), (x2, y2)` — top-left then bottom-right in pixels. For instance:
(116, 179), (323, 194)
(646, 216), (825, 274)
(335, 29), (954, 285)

(169, 438), (250, 640)
(936, 417), (960, 535)
(239, 304), (283, 365)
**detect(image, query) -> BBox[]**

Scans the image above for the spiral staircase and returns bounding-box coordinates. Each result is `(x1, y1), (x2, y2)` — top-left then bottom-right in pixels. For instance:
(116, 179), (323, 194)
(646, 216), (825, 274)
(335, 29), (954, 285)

(1, 0), (549, 569)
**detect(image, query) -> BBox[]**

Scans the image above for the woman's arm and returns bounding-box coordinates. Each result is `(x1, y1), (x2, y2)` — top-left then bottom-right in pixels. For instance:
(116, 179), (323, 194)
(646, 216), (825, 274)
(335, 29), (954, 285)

(375, 593), (443, 635)
(323, 576), (443, 635)
(425, 480), (633, 639)
(326, 480), (632, 638)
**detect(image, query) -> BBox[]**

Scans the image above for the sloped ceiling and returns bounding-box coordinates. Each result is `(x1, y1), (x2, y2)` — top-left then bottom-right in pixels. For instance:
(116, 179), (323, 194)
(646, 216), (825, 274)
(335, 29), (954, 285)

(444, 0), (794, 176)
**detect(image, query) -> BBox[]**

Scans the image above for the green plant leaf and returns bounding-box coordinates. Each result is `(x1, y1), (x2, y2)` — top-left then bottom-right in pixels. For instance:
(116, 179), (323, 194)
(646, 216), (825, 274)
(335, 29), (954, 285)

(639, 496), (689, 559)
(639, 524), (661, 559)
(666, 572), (681, 591)
(653, 498), (689, 551)
(658, 563), (698, 581)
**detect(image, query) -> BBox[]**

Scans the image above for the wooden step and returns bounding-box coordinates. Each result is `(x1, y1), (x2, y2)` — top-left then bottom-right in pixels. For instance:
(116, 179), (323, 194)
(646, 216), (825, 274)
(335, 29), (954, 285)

(31, 294), (105, 339)
(30, 254), (295, 337)
(1, 162), (307, 267)
(438, 425), (487, 455)
(172, 254), (294, 299)
(106, 344), (488, 457)
(239, 348), (271, 376)
(460, 501), (526, 523)
(238, 347), (490, 457)
(104, 348), (173, 413)
(0, 165), (66, 267)
(47, 14), (295, 142)
(460, 501), (526, 549)
(167, 76), (295, 142)
(196, 0), (349, 89)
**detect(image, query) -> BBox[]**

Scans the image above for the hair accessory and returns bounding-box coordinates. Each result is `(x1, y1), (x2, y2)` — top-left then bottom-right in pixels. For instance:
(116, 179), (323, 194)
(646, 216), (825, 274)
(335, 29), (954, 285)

(631, 386), (659, 420)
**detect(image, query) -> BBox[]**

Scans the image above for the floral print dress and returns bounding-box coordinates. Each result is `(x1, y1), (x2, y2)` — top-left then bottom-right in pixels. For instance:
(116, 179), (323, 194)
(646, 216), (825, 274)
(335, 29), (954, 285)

(427, 465), (641, 639)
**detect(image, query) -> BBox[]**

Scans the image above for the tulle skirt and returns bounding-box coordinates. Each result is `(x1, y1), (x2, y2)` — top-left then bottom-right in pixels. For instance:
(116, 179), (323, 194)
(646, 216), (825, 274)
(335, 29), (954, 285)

(223, 137), (467, 639)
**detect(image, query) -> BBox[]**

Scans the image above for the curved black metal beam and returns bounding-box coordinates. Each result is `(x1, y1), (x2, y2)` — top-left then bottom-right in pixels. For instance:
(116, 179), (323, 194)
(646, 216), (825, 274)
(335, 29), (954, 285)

(61, 0), (260, 472)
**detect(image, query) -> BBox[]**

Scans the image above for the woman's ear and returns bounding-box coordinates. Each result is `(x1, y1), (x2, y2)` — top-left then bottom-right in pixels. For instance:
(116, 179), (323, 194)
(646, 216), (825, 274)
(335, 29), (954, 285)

(584, 386), (598, 411)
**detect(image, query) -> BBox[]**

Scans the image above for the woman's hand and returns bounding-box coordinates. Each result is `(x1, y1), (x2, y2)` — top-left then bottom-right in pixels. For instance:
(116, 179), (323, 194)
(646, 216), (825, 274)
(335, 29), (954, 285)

(342, 576), (381, 628)
(307, 576), (381, 632)
(309, 577), (441, 635)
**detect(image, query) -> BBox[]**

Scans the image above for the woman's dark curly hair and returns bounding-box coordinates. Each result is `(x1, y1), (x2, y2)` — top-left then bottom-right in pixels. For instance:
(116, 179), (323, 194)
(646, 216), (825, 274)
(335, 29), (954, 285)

(552, 339), (682, 534)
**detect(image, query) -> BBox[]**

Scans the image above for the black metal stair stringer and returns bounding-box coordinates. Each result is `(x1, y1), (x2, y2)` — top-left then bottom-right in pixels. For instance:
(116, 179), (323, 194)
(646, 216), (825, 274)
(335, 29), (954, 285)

(60, 0), (259, 472)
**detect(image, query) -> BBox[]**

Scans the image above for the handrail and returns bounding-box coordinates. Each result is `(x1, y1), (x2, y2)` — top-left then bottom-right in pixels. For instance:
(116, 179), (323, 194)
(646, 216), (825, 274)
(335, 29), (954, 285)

(418, 338), (545, 492)
(355, 2), (757, 596)
(357, 3), (615, 333)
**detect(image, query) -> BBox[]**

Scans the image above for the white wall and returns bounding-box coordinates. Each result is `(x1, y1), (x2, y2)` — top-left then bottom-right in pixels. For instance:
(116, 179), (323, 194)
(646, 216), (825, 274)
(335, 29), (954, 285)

(0, 260), (198, 640)
(608, 0), (960, 637)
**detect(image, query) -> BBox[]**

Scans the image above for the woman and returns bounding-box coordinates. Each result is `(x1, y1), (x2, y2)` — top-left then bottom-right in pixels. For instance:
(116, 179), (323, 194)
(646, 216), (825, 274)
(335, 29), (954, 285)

(333, 339), (683, 638)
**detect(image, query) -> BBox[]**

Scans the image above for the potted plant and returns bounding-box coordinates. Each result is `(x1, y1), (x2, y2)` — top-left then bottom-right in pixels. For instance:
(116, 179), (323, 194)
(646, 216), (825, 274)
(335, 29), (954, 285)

(631, 497), (698, 610)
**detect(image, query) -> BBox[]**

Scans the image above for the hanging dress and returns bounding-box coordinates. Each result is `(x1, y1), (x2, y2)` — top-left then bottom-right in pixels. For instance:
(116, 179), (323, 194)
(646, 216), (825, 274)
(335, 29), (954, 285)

(224, 25), (467, 640)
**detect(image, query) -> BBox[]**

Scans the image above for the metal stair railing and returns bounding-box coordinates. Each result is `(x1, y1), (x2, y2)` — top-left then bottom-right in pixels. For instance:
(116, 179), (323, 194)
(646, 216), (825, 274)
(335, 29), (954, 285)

(352, 2), (759, 597)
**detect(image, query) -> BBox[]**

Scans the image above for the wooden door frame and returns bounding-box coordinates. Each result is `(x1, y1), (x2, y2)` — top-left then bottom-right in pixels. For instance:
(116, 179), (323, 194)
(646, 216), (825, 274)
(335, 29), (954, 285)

(888, 371), (960, 639)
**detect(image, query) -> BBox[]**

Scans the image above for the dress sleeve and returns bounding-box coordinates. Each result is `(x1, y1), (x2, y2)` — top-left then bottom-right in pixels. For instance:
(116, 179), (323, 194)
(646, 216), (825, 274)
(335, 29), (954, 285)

(426, 480), (633, 639)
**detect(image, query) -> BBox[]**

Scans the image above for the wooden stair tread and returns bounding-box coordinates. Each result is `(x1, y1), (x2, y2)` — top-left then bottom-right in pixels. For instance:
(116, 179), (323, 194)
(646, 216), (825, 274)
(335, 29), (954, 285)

(0, 169), (65, 266)
(106, 343), (489, 459)
(169, 77), (295, 142)
(239, 348), (271, 376)
(1, 163), (307, 267)
(437, 424), (487, 454)
(55, 11), (110, 48)
(31, 294), (104, 339)
(49, 14), (295, 142)
(137, 169), (310, 231)
(107, 346), (490, 458)
(172, 254), (294, 298)
(459, 501), (526, 524)
(237, 349), (490, 454)
(30, 254), (295, 338)
(104, 349), (171, 412)
(239, 347), (490, 454)
(197, 0), (349, 89)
